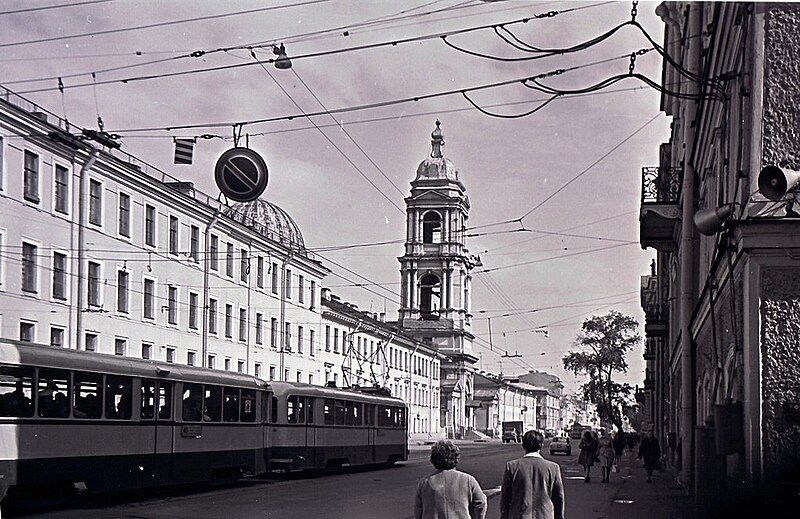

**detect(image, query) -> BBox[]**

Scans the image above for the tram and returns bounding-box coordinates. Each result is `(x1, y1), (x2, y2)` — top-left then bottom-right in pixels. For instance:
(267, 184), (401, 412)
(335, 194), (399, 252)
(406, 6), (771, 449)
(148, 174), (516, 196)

(0, 339), (268, 501)
(268, 381), (408, 471)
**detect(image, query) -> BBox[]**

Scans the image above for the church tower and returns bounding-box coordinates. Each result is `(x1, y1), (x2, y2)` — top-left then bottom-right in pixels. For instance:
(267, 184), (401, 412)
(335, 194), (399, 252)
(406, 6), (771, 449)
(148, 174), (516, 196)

(398, 121), (481, 439)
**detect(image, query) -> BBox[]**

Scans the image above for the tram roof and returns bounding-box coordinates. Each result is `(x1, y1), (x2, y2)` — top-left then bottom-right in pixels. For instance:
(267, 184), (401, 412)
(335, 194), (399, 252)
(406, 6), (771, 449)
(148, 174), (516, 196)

(0, 339), (266, 389)
(268, 381), (405, 406)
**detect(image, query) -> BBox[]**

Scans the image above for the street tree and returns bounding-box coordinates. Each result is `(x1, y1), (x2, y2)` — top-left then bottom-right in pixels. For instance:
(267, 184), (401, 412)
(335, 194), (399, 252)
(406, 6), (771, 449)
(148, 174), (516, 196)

(562, 310), (640, 432)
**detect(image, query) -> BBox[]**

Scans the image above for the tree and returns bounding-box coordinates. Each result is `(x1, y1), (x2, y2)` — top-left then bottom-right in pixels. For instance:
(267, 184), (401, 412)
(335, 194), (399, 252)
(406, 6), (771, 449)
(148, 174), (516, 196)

(562, 311), (640, 432)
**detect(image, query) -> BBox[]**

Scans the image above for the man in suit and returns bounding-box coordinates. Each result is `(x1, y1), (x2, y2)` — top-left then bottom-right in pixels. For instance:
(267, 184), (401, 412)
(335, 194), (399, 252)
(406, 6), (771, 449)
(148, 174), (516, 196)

(500, 430), (565, 519)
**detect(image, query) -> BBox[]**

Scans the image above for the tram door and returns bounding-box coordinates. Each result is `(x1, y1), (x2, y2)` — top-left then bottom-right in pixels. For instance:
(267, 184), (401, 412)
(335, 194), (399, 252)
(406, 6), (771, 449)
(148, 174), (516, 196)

(366, 403), (376, 463)
(141, 379), (174, 485)
(303, 397), (316, 468)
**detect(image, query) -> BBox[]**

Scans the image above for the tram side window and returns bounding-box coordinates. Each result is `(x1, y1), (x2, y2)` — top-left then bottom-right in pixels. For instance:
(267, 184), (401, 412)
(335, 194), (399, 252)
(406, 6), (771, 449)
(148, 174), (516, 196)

(223, 387), (240, 422)
(364, 404), (375, 426)
(158, 382), (172, 420)
(335, 399), (346, 426)
(297, 396), (306, 424)
(182, 383), (203, 422)
(287, 395), (298, 424)
(38, 368), (70, 418)
(396, 407), (405, 427)
(203, 385), (222, 422)
(323, 398), (334, 425)
(73, 372), (103, 419)
(0, 365), (34, 417)
(271, 396), (278, 424)
(141, 379), (156, 420)
(346, 401), (361, 426)
(105, 375), (132, 419)
(378, 405), (391, 427)
(241, 389), (256, 422)
(306, 397), (314, 424)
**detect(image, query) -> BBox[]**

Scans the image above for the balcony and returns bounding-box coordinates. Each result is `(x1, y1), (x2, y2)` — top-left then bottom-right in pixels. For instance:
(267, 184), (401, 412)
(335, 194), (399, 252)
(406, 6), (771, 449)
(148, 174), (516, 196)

(641, 274), (668, 338)
(640, 166), (682, 251)
(643, 341), (656, 361)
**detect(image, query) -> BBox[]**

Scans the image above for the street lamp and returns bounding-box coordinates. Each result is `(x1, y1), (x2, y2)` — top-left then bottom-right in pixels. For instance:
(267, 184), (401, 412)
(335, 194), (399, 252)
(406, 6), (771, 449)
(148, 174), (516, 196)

(273, 44), (292, 70)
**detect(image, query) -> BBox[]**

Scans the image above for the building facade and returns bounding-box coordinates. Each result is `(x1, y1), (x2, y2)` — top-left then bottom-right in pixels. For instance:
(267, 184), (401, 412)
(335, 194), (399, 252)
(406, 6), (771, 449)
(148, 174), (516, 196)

(472, 372), (538, 437)
(0, 85), (443, 436)
(639, 2), (800, 513)
(397, 121), (481, 439)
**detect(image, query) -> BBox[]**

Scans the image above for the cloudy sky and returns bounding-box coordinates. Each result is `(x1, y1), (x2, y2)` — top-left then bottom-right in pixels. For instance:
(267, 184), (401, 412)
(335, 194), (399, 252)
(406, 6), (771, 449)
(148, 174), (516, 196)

(0, 0), (668, 392)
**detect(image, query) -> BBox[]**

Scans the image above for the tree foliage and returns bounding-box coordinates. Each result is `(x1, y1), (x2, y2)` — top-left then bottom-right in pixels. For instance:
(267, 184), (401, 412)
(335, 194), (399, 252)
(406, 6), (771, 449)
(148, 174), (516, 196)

(562, 311), (640, 431)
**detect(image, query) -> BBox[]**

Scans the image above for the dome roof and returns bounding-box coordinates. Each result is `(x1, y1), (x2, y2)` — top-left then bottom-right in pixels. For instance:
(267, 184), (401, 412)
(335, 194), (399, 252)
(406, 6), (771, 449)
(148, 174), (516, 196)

(224, 198), (305, 249)
(415, 120), (459, 182)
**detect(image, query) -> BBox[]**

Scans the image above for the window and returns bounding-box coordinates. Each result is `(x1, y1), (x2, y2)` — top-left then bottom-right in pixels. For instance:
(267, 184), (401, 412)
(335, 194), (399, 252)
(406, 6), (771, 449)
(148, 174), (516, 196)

(182, 383), (203, 421)
(166, 347), (176, 363)
(226, 243), (233, 277)
(298, 275), (304, 303)
(168, 285), (178, 325)
(54, 164), (69, 214)
(85, 332), (97, 351)
(240, 248), (248, 281)
(50, 326), (64, 348)
(19, 321), (36, 342)
(241, 389), (256, 422)
(105, 375), (132, 419)
(333, 328), (339, 353)
(309, 329), (315, 357)
(38, 368), (70, 418)
(73, 372), (103, 419)
(223, 387), (239, 422)
(271, 262), (278, 294)
(145, 204), (156, 247)
(23, 150), (39, 203)
(269, 365), (275, 381)
(239, 308), (247, 341)
(224, 358), (231, 371)
(255, 313), (263, 345)
(284, 321), (291, 350)
(117, 270), (128, 313)
(325, 325), (331, 352)
(0, 365), (34, 417)
(188, 292), (198, 330)
(296, 371), (302, 383)
(110, 339), (126, 358)
(118, 192), (130, 237)
(203, 385), (222, 422)
(310, 280), (316, 309)
(285, 268), (292, 298)
(335, 399), (346, 425)
(187, 351), (196, 366)
(270, 317), (278, 348)
(89, 179), (102, 226)
(284, 368), (289, 382)
(143, 278), (155, 319)
(52, 252), (67, 300)
(169, 216), (179, 255)
(422, 211), (442, 243)
(209, 234), (218, 270)
(225, 303), (233, 338)
(257, 257), (264, 288)
(190, 225), (199, 262)
(87, 261), (101, 307)
(237, 360), (244, 373)
(324, 399), (334, 425)
(297, 325), (304, 354)
(141, 380), (156, 420)
(207, 355), (216, 370)
(342, 332), (347, 353)
(21, 242), (37, 293)
(209, 298), (218, 334)
(141, 342), (152, 360)
(270, 395), (278, 423)
(254, 363), (262, 378)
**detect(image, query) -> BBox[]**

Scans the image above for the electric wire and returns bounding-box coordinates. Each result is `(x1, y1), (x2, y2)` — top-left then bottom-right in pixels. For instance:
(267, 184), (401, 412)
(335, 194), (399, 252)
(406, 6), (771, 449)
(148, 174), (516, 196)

(0, 0), (114, 16)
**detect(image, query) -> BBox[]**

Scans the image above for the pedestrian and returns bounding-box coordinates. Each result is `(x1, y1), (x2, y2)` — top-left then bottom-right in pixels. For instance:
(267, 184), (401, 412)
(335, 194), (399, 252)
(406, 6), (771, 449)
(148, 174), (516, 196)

(638, 430), (662, 483)
(577, 430), (598, 482)
(597, 429), (615, 483)
(612, 431), (625, 464)
(500, 430), (565, 519)
(414, 440), (487, 519)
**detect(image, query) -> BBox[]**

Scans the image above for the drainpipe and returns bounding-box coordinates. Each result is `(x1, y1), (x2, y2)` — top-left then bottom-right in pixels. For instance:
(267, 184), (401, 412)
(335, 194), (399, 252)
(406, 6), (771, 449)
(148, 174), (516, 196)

(278, 250), (294, 381)
(74, 148), (99, 350)
(679, 3), (702, 492)
(201, 210), (221, 368)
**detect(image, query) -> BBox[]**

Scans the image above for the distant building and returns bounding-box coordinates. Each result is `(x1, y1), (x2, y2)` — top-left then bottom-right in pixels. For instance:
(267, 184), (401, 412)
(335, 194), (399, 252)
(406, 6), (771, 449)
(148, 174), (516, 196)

(472, 372), (538, 437)
(517, 370), (564, 431)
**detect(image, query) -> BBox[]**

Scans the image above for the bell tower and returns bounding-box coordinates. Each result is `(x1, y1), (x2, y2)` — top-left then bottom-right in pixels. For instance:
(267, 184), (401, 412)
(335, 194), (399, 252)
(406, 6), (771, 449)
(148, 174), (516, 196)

(398, 121), (481, 439)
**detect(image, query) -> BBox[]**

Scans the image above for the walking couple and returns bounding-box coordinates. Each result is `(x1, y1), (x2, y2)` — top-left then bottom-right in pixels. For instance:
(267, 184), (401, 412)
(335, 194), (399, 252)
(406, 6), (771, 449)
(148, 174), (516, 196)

(414, 430), (565, 519)
(578, 429), (616, 483)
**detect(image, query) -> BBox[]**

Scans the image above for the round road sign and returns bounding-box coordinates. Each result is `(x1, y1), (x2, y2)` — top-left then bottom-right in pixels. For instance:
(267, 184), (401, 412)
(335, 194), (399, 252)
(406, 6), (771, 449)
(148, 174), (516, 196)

(214, 147), (269, 202)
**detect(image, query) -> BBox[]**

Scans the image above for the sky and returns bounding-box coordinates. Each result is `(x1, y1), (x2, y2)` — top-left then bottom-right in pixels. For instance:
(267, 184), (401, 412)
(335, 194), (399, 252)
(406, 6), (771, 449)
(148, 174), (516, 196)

(0, 0), (668, 393)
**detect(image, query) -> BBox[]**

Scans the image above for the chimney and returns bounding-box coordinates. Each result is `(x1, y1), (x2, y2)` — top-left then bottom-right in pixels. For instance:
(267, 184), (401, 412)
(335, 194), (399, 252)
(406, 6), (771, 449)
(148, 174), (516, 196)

(321, 288), (331, 300)
(165, 181), (195, 196)
(379, 312), (386, 322)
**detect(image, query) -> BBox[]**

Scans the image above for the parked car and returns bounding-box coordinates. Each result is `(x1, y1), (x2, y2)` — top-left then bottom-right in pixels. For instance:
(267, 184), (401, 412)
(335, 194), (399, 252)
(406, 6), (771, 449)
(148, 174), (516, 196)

(549, 435), (572, 456)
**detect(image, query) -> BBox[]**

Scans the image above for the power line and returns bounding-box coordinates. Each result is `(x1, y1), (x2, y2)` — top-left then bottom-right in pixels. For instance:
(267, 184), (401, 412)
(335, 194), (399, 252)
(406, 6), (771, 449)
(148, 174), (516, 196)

(0, 0), (330, 49)
(478, 242), (637, 274)
(0, 0), (115, 16)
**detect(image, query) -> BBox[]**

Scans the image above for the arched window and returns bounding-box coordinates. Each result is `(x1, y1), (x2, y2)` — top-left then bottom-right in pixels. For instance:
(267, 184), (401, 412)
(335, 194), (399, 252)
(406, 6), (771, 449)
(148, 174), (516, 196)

(419, 273), (441, 319)
(422, 211), (442, 243)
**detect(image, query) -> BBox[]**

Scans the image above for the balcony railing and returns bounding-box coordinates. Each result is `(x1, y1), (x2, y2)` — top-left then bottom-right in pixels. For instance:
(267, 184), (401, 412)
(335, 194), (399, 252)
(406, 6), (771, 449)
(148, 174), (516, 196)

(641, 166), (682, 204)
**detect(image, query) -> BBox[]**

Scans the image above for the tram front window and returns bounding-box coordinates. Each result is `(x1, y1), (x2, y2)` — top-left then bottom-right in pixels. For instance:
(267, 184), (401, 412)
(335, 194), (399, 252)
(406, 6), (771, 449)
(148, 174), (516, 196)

(0, 365), (34, 417)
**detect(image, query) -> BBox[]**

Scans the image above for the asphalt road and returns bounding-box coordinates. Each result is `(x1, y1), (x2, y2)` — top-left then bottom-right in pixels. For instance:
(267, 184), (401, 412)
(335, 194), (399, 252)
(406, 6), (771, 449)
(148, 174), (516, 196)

(10, 440), (667, 519)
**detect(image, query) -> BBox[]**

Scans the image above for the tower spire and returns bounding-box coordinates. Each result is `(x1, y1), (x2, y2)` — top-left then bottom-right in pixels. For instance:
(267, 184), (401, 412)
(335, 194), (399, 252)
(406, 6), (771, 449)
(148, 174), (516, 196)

(431, 119), (444, 158)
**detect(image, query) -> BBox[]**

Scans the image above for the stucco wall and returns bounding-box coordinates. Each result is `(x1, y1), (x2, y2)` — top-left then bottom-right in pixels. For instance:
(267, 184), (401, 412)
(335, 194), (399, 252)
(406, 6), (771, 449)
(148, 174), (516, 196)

(760, 267), (800, 485)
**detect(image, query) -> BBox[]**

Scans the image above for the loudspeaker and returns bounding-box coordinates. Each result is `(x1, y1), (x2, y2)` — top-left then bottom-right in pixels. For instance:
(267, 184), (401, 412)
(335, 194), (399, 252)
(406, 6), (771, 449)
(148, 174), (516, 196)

(694, 205), (733, 236)
(758, 165), (800, 201)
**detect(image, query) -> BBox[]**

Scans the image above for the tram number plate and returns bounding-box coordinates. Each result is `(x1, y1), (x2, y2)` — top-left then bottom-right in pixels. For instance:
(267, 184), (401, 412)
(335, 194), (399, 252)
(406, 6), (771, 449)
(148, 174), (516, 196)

(181, 425), (203, 438)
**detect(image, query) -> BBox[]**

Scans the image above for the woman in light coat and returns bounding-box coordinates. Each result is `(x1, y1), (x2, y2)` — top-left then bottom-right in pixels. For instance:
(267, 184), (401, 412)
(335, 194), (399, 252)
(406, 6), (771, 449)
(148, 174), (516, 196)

(414, 440), (487, 519)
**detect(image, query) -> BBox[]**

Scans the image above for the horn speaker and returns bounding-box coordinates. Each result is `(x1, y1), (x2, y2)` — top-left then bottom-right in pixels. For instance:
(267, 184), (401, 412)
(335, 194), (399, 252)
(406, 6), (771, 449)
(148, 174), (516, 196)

(694, 205), (733, 236)
(758, 165), (800, 201)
